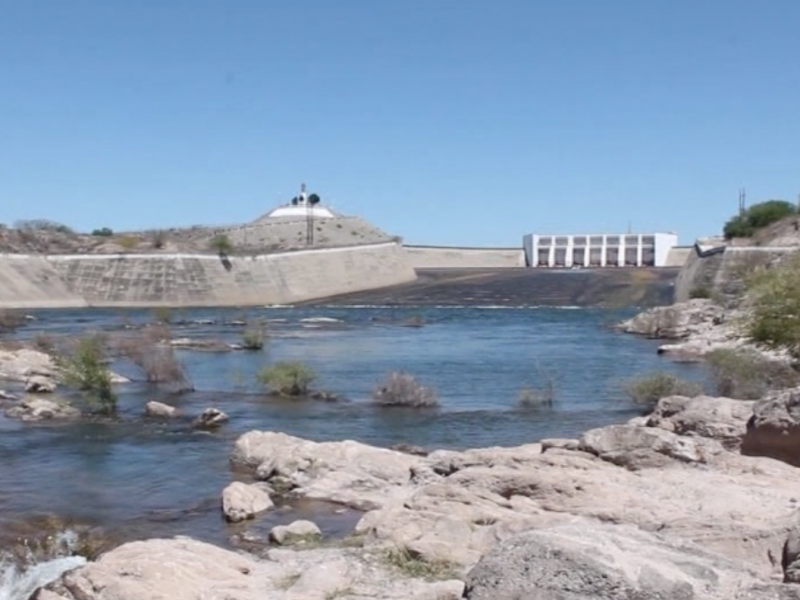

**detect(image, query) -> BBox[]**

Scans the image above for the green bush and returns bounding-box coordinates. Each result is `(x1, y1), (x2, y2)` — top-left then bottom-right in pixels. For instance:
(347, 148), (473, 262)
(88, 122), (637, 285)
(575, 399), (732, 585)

(746, 252), (800, 357)
(241, 324), (266, 350)
(706, 347), (799, 399)
(91, 227), (114, 237)
(623, 372), (702, 408)
(723, 200), (797, 239)
(0, 309), (25, 334)
(58, 336), (116, 412)
(209, 233), (233, 255)
(257, 361), (315, 396)
(372, 371), (439, 408)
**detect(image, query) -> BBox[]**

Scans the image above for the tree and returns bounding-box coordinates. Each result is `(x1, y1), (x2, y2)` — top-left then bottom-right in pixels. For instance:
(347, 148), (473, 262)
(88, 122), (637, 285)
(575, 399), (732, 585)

(209, 233), (233, 255)
(723, 200), (797, 239)
(308, 193), (321, 205)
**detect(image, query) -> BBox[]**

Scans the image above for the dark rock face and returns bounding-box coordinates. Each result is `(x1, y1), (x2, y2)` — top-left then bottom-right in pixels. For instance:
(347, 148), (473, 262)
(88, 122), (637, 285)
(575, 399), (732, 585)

(741, 388), (800, 466)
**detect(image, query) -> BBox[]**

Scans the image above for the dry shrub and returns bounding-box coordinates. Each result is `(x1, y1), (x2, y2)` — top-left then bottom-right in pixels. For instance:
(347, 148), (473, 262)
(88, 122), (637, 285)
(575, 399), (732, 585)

(117, 324), (193, 392)
(623, 372), (702, 408)
(372, 372), (439, 408)
(706, 347), (800, 400)
(0, 309), (25, 333)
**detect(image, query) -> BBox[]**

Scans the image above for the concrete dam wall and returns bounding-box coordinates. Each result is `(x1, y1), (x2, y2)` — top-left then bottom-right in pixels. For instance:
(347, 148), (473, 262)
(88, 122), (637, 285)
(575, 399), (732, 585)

(0, 242), (416, 308)
(404, 245), (526, 269)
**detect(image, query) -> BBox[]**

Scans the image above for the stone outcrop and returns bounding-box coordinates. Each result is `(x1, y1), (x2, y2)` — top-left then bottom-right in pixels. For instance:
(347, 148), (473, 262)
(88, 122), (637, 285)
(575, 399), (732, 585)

(463, 523), (763, 600)
(4, 396), (80, 421)
(25, 375), (57, 393)
(221, 482), (273, 522)
(742, 387), (800, 466)
(40, 537), (468, 600)
(270, 520), (322, 545)
(0, 348), (57, 382)
(646, 394), (755, 450)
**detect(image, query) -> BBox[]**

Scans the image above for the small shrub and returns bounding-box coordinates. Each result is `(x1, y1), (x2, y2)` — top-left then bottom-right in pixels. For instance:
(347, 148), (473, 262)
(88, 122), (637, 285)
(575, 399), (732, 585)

(117, 325), (193, 392)
(746, 252), (800, 357)
(517, 363), (557, 409)
(241, 324), (266, 350)
(0, 309), (25, 333)
(706, 348), (800, 399)
(116, 235), (138, 250)
(150, 229), (168, 249)
(623, 372), (702, 408)
(32, 333), (56, 353)
(372, 371), (439, 408)
(380, 547), (458, 581)
(91, 227), (114, 237)
(58, 336), (116, 412)
(688, 287), (712, 300)
(257, 361), (315, 396)
(152, 306), (173, 324)
(209, 233), (233, 255)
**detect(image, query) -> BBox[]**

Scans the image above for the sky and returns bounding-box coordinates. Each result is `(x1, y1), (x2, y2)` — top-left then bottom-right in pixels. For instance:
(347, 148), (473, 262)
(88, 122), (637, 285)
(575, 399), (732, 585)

(2, 1), (800, 246)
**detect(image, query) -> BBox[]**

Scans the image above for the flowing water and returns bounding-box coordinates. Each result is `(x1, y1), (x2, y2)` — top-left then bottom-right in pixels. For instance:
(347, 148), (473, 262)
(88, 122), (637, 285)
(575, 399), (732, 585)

(0, 304), (707, 597)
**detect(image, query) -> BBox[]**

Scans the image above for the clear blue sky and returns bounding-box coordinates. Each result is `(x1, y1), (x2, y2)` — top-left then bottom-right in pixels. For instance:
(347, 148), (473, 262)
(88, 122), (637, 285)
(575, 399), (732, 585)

(2, 1), (799, 246)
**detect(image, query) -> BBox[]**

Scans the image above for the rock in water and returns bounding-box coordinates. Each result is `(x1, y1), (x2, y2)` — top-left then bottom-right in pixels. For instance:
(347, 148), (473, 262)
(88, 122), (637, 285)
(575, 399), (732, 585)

(463, 523), (759, 600)
(269, 520), (322, 545)
(144, 401), (177, 418)
(25, 375), (56, 393)
(4, 397), (80, 421)
(221, 482), (273, 522)
(192, 408), (228, 429)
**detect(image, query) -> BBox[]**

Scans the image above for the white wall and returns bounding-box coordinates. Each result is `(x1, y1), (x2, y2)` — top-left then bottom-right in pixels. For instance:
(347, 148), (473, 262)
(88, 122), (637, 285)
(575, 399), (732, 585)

(523, 233), (679, 268)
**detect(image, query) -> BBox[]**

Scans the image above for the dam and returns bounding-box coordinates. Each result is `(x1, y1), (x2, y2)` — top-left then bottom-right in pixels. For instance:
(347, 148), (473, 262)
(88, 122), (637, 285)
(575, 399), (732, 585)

(0, 242), (415, 308)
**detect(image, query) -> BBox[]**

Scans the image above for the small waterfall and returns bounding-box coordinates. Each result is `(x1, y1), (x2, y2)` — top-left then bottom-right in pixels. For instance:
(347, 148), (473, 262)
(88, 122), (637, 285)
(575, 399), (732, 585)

(0, 530), (87, 600)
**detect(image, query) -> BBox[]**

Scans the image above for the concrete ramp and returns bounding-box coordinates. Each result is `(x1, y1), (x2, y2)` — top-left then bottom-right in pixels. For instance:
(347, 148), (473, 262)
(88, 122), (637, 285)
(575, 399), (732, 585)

(0, 255), (87, 308)
(404, 246), (526, 268)
(43, 242), (415, 307)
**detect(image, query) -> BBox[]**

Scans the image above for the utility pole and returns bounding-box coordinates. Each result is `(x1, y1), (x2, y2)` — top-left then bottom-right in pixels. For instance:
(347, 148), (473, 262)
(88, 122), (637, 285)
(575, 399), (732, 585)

(303, 183), (314, 246)
(738, 188), (746, 215)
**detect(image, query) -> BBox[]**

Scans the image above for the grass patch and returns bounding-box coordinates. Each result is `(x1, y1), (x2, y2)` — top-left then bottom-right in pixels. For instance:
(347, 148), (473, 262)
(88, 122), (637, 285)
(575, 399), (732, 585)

(380, 547), (459, 581)
(241, 322), (266, 350)
(117, 325), (193, 392)
(623, 371), (703, 409)
(372, 371), (439, 408)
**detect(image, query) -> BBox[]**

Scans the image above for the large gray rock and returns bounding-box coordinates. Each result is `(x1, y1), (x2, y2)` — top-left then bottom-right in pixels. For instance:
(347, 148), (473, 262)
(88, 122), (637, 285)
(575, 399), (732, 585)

(270, 519), (322, 545)
(145, 400), (178, 418)
(742, 388), (800, 466)
(463, 523), (759, 600)
(25, 375), (57, 393)
(647, 395), (755, 450)
(578, 424), (724, 469)
(4, 396), (80, 421)
(221, 481), (273, 522)
(619, 299), (725, 339)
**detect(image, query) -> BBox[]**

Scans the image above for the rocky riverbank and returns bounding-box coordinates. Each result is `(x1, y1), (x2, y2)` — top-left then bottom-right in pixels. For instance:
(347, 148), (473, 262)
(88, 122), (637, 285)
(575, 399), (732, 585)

(29, 389), (800, 599)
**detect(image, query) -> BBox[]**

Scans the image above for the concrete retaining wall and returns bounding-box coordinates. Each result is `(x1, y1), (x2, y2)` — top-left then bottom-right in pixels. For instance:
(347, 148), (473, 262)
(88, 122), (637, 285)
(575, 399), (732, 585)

(0, 255), (87, 308)
(674, 244), (796, 303)
(0, 243), (416, 308)
(404, 245), (526, 269)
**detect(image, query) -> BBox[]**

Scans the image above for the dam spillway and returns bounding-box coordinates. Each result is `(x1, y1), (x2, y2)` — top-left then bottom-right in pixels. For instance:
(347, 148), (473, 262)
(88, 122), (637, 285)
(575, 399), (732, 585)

(0, 242), (416, 308)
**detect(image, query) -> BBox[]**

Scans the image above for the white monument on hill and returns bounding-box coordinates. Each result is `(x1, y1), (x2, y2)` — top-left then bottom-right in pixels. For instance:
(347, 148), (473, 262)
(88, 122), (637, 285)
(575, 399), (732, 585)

(263, 184), (335, 219)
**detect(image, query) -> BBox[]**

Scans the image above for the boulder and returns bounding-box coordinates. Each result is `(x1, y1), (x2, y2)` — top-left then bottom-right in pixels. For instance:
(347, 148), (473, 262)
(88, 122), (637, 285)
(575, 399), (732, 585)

(463, 523), (760, 600)
(270, 519), (322, 545)
(231, 430), (425, 509)
(578, 424), (724, 469)
(0, 348), (56, 382)
(192, 407), (228, 429)
(145, 401), (178, 418)
(742, 388), (800, 466)
(221, 481), (273, 522)
(783, 529), (800, 583)
(4, 396), (80, 421)
(619, 299), (725, 339)
(647, 395), (755, 450)
(25, 375), (56, 393)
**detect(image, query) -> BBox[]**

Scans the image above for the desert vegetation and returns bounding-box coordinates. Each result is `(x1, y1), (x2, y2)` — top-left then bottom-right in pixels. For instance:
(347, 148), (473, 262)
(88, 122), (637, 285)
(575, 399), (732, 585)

(209, 233), (233, 255)
(623, 371), (703, 408)
(723, 199), (797, 240)
(705, 347), (800, 400)
(241, 321), (267, 350)
(372, 371), (439, 408)
(745, 252), (800, 358)
(257, 361), (316, 396)
(57, 335), (116, 413)
(116, 324), (194, 392)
